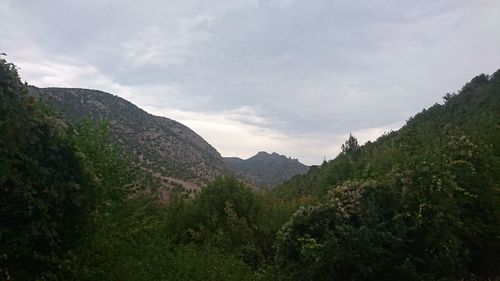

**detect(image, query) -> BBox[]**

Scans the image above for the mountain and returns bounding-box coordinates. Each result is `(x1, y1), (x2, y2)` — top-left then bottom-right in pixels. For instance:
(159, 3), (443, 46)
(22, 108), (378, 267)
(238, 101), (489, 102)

(271, 71), (500, 280)
(29, 87), (227, 198)
(224, 151), (309, 188)
(276, 71), (500, 200)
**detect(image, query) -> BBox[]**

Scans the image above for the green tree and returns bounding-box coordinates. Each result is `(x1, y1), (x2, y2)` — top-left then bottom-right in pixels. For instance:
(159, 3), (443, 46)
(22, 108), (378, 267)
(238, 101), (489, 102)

(165, 176), (268, 266)
(0, 59), (93, 279)
(275, 180), (409, 281)
(341, 133), (360, 155)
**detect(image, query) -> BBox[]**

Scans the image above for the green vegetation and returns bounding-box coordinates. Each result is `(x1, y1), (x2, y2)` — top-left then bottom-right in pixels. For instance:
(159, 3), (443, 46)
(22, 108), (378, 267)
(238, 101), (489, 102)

(273, 71), (500, 280)
(0, 59), (96, 279)
(0, 58), (287, 280)
(1, 57), (499, 280)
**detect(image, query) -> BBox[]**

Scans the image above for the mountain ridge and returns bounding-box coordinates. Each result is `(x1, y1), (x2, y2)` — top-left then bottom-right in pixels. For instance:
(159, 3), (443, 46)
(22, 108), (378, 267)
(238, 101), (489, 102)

(275, 70), (500, 199)
(29, 86), (227, 198)
(224, 151), (309, 188)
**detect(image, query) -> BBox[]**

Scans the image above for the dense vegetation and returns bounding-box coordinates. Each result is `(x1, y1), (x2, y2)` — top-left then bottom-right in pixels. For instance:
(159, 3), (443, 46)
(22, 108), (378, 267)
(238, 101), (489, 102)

(0, 59), (95, 279)
(1, 57), (499, 280)
(0, 58), (291, 280)
(274, 71), (500, 280)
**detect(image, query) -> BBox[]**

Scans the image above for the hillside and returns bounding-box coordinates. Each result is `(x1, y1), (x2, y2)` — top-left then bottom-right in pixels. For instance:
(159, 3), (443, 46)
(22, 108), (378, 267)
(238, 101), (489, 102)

(224, 152), (309, 188)
(271, 71), (500, 279)
(29, 87), (227, 197)
(276, 71), (500, 199)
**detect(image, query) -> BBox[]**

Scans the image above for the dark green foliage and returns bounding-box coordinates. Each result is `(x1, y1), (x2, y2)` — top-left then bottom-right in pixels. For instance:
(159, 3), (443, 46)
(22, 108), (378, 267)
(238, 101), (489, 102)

(68, 179), (285, 281)
(274, 71), (500, 280)
(0, 59), (94, 279)
(341, 133), (360, 155)
(165, 176), (277, 267)
(276, 180), (409, 281)
(0, 59), (284, 280)
(65, 194), (264, 281)
(0, 59), (138, 279)
(69, 119), (137, 205)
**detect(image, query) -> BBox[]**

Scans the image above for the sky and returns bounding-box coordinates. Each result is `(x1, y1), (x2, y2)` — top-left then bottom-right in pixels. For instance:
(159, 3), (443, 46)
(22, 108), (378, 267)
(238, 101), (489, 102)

(1, 0), (500, 165)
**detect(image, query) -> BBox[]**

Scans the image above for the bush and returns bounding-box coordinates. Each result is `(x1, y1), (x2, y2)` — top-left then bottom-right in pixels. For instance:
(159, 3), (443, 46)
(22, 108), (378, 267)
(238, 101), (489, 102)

(0, 59), (94, 279)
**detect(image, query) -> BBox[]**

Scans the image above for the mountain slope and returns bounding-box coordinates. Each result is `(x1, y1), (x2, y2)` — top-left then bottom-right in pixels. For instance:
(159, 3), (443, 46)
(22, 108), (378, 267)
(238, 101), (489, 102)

(273, 70), (500, 280)
(30, 87), (226, 195)
(276, 71), (500, 199)
(224, 151), (309, 188)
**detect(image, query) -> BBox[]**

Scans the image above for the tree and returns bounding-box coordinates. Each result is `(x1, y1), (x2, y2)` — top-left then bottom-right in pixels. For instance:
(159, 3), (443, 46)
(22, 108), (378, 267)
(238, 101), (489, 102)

(275, 180), (408, 281)
(341, 133), (359, 155)
(0, 58), (93, 278)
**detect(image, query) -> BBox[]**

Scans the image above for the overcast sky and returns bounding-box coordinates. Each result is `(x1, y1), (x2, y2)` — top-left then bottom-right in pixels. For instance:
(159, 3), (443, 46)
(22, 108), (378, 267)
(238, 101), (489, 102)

(2, 0), (499, 164)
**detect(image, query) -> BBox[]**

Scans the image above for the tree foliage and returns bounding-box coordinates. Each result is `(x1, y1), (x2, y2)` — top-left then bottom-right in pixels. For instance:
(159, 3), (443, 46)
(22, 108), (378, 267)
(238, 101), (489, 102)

(0, 59), (95, 279)
(274, 71), (500, 280)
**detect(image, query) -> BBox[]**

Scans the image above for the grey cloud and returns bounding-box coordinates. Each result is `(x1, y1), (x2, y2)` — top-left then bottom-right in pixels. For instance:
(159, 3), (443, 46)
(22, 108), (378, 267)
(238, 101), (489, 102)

(2, 0), (500, 163)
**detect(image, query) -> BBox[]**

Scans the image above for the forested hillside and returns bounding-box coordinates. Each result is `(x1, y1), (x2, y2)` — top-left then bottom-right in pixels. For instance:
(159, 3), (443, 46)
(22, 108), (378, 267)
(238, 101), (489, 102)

(276, 72), (500, 199)
(224, 151), (309, 188)
(1, 57), (499, 281)
(273, 71), (500, 280)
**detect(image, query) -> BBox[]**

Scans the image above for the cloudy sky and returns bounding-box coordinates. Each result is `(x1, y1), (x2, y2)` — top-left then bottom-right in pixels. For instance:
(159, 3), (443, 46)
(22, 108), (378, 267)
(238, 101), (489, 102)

(2, 0), (499, 164)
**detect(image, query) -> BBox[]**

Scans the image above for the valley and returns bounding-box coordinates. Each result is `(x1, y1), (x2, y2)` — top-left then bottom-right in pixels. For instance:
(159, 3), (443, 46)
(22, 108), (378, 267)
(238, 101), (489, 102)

(2, 57), (499, 280)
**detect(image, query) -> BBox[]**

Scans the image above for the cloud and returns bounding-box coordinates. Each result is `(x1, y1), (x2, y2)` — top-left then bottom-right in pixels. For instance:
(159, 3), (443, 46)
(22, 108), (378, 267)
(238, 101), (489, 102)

(143, 105), (403, 165)
(1, 0), (499, 164)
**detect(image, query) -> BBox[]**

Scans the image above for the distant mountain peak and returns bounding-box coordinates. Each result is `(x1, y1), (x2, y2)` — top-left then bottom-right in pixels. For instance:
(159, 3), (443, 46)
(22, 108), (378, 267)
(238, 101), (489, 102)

(251, 151), (271, 160)
(252, 151), (290, 159)
(224, 151), (309, 188)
